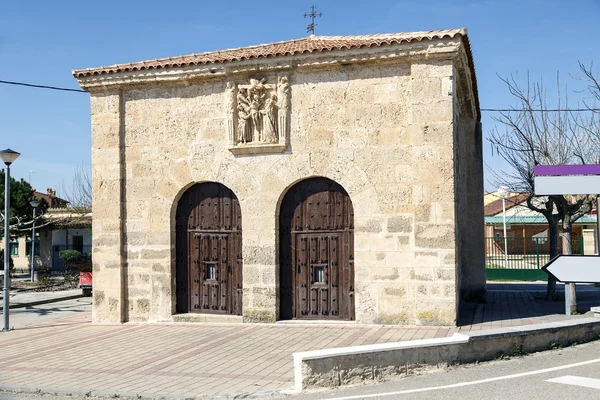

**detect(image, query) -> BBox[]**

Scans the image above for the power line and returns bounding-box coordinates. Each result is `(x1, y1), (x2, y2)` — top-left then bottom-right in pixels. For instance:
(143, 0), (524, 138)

(481, 108), (600, 112)
(1, 80), (600, 112)
(0, 80), (87, 93)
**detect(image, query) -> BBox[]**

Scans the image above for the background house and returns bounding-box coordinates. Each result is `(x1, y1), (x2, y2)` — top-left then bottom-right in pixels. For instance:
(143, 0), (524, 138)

(483, 191), (598, 280)
(9, 188), (91, 276)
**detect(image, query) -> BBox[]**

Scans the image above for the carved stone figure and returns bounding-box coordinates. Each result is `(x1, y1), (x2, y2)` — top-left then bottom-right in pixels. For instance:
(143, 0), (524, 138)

(261, 94), (278, 143)
(277, 76), (289, 113)
(235, 78), (279, 144)
(237, 88), (252, 144)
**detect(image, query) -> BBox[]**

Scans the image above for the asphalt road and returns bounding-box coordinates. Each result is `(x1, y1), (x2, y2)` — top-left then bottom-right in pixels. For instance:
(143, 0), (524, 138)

(292, 340), (600, 400)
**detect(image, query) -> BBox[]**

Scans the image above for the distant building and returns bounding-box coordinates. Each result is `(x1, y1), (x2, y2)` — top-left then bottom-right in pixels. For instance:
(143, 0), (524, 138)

(7, 188), (91, 275)
(484, 191), (597, 247)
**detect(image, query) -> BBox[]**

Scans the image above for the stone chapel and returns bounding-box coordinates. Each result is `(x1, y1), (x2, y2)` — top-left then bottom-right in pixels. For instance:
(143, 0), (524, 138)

(73, 28), (485, 325)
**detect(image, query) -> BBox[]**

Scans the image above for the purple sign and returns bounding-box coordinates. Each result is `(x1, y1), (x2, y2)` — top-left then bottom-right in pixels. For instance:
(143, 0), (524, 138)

(534, 164), (600, 176)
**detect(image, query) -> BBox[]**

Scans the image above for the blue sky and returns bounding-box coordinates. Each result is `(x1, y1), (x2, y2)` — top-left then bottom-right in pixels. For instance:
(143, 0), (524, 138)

(1, 0), (599, 196)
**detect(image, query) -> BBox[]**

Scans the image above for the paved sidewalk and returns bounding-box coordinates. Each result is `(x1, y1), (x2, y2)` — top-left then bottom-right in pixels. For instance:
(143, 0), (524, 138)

(0, 289), (83, 309)
(0, 314), (455, 398)
(0, 283), (598, 399)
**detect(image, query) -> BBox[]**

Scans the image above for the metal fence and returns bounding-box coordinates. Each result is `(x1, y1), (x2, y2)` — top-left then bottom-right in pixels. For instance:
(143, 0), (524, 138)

(485, 236), (583, 281)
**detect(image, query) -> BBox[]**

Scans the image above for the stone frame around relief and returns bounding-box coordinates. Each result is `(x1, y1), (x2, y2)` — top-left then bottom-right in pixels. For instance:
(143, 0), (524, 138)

(226, 74), (290, 155)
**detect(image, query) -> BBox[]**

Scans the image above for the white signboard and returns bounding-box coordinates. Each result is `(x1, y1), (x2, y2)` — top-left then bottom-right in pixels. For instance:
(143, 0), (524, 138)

(542, 255), (600, 284)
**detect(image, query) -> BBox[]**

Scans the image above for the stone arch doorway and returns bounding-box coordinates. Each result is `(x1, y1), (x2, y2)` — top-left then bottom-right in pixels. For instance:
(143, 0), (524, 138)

(279, 177), (355, 320)
(175, 182), (243, 315)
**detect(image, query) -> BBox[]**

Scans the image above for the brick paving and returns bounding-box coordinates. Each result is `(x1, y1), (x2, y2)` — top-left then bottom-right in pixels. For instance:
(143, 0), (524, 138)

(0, 313), (457, 397)
(1, 285), (599, 398)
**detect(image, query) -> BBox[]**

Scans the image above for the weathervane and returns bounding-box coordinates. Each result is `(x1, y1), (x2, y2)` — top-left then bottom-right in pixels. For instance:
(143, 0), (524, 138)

(304, 5), (322, 35)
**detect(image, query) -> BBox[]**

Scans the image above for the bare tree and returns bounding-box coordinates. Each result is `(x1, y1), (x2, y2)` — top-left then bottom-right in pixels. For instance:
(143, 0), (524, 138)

(489, 72), (598, 305)
(61, 164), (92, 212)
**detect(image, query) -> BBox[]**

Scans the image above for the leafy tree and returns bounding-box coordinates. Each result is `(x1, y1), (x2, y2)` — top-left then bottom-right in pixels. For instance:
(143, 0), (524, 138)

(0, 170), (49, 240)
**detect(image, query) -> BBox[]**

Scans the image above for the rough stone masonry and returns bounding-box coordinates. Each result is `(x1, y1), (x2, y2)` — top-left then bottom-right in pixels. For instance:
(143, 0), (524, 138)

(73, 28), (485, 325)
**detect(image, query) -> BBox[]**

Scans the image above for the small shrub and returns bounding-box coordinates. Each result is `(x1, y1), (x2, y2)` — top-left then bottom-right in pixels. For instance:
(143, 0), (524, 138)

(548, 342), (562, 350)
(59, 250), (92, 273)
(59, 250), (84, 264)
(513, 345), (526, 357)
(495, 351), (511, 361)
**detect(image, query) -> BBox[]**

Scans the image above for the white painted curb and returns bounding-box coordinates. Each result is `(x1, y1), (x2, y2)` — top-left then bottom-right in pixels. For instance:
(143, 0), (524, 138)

(292, 333), (469, 392)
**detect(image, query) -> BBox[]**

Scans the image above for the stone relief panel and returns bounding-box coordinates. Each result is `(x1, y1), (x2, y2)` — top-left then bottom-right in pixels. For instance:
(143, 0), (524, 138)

(226, 76), (290, 153)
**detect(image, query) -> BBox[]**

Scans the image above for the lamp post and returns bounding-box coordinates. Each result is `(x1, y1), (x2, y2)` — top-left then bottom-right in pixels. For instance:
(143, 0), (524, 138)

(498, 186), (510, 268)
(1, 148), (20, 332)
(30, 200), (40, 282)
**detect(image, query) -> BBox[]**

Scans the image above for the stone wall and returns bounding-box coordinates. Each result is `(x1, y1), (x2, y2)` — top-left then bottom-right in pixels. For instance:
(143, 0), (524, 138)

(454, 114), (486, 312)
(91, 92), (126, 322)
(87, 43), (481, 325)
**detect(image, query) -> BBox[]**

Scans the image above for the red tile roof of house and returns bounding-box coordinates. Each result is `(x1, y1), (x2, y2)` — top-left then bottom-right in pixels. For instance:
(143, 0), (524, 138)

(34, 188), (69, 209)
(484, 193), (530, 217)
(72, 29), (476, 82)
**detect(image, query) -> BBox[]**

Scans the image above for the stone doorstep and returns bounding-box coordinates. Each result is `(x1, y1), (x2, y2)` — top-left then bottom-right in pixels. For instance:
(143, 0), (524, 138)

(167, 315), (452, 329)
(292, 317), (600, 392)
(276, 319), (358, 325)
(172, 313), (243, 324)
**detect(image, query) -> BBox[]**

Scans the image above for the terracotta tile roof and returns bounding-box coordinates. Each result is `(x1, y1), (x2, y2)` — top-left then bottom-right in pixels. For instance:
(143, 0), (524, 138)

(33, 188), (69, 209)
(73, 28), (473, 77)
(484, 193), (530, 217)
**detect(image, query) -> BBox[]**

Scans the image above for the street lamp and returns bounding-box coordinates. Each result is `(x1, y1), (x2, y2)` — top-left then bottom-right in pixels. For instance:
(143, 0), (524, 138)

(30, 200), (40, 282)
(1, 148), (20, 332)
(498, 186), (510, 269)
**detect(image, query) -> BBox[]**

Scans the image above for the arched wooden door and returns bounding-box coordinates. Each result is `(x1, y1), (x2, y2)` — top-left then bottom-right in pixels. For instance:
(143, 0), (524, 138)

(280, 178), (355, 320)
(175, 183), (242, 315)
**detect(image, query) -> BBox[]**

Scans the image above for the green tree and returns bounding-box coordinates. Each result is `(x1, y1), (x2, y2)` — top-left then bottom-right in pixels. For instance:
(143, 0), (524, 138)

(0, 170), (48, 240)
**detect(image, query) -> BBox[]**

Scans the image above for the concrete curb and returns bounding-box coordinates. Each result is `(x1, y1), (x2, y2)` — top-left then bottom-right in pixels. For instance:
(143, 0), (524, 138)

(292, 318), (600, 392)
(0, 293), (84, 310)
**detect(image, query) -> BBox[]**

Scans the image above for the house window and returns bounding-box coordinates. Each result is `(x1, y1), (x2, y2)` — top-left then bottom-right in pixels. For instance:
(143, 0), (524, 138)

(26, 236), (40, 256)
(9, 238), (18, 256)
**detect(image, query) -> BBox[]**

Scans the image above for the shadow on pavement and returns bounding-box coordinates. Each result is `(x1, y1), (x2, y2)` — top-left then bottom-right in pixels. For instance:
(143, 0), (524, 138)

(458, 282), (600, 327)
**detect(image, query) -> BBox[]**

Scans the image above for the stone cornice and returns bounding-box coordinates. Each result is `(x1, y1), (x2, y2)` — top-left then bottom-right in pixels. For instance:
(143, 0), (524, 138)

(75, 39), (463, 93)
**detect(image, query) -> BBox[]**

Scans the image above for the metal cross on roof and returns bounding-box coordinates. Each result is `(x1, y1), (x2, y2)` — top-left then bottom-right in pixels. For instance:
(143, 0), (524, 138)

(304, 5), (322, 35)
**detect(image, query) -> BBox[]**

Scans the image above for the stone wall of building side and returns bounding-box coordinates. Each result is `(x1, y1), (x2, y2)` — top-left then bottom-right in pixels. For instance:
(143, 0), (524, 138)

(454, 114), (486, 309)
(90, 92), (126, 323)
(90, 56), (464, 325)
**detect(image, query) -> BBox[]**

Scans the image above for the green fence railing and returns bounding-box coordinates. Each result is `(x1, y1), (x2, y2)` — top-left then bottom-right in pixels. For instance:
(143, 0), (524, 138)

(485, 236), (583, 281)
